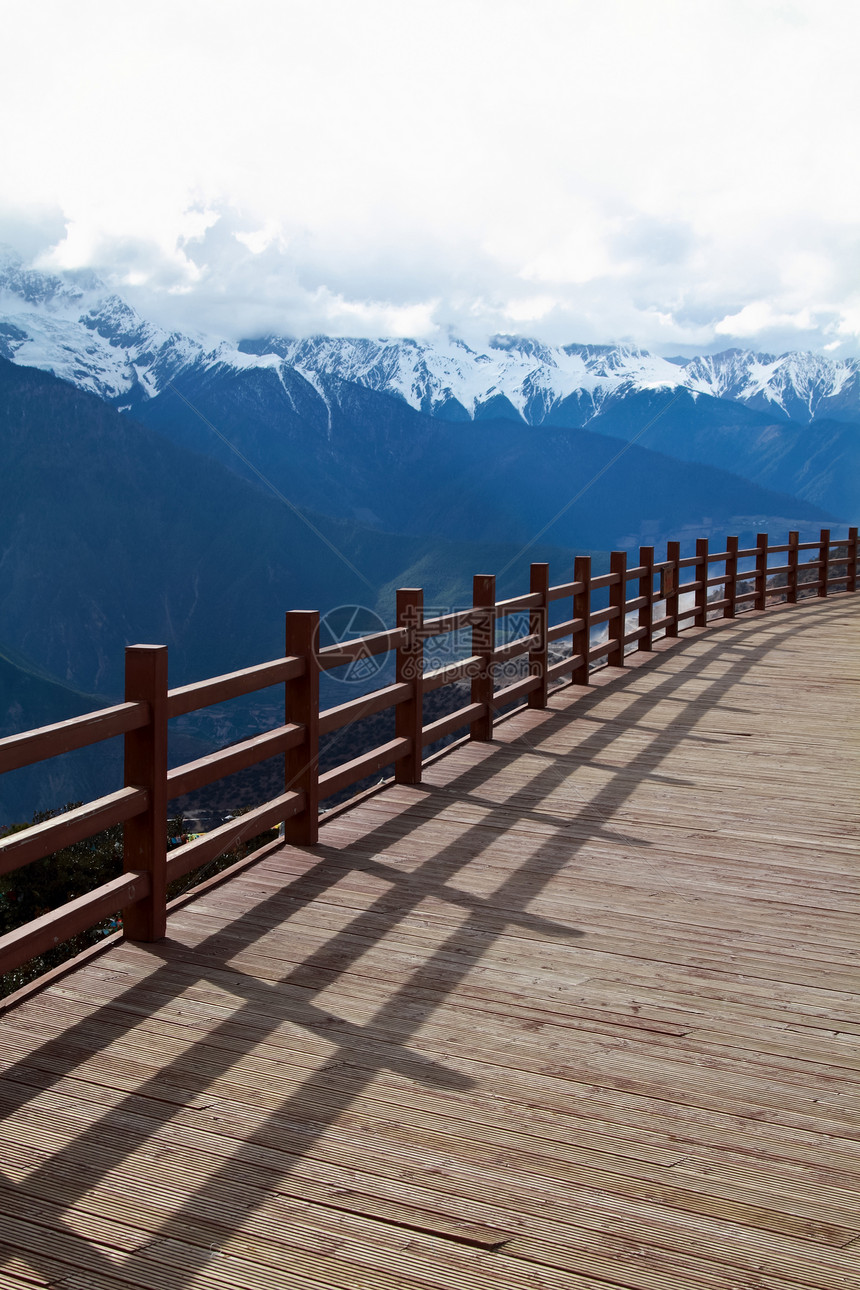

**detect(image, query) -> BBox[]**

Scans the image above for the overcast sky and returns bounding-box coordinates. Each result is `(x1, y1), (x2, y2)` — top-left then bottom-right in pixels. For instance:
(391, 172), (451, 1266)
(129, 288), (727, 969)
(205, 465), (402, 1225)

(1, 0), (857, 356)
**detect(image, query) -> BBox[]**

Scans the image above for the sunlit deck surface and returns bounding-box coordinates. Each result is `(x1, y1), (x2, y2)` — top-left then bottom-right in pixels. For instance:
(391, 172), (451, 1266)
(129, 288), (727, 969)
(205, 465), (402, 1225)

(2, 596), (858, 1290)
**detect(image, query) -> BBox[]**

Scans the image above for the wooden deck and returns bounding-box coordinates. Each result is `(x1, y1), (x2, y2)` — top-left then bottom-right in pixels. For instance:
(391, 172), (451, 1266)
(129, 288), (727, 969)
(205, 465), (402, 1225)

(1, 595), (858, 1290)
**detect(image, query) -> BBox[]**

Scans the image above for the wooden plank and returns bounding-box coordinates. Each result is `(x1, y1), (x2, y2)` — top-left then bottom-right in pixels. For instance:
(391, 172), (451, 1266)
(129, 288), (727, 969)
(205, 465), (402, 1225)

(13, 975), (860, 1171)
(10, 1129), (859, 1290)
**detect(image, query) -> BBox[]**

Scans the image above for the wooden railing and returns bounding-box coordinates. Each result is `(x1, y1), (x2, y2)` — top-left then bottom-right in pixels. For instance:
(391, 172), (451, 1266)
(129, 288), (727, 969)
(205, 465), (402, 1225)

(1, 525), (856, 980)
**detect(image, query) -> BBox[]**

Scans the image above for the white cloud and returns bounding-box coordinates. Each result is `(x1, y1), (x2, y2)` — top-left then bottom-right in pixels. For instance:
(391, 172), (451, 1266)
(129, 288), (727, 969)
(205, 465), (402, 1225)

(715, 302), (814, 339)
(0, 0), (857, 355)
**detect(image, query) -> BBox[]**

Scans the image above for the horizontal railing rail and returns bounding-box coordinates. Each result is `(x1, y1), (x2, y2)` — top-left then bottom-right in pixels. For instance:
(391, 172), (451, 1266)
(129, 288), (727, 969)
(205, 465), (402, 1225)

(0, 702), (148, 775)
(167, 656), (306, 719)
(1, 525), (856, 982)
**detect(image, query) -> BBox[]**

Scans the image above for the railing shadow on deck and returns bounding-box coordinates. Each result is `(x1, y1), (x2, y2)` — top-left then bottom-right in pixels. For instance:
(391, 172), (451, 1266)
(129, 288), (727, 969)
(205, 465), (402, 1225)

(0, 595), (853, 1288)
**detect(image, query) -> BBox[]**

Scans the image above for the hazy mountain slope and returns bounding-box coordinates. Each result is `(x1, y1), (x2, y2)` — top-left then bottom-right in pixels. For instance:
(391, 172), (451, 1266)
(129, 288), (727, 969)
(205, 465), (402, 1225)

(2, 357), (611, 822)
(132, 363), (839, 553)
(572, 389), (859, 521)
(0, 358), (597, 696)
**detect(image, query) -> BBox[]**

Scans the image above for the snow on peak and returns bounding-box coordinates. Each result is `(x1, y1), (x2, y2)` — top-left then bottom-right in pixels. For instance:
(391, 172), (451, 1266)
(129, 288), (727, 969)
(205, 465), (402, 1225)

(678, 348), (860, 420)
(0, 262), (228, 400)
(253, 333), (687, 421)
(0, 261), (857, 424)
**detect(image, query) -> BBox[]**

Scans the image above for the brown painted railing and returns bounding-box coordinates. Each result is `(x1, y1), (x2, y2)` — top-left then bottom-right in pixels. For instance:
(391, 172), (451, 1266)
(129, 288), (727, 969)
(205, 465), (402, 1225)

(1, 525), (856, 979)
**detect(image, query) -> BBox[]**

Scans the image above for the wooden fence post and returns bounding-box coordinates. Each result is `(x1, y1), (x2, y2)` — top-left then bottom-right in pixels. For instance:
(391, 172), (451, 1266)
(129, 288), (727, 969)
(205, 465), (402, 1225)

(471, 574), (496, 741)
(284, 610), (319, 845)
(396, 588), (424, 783)
(724, 536), (738, 619)
(819, 528), (830, 598)
(848, 526), (858, 593)
(755, 533), (769, 612)
(638, 546), (654, 651)
(528, 562), (549, 709)
(665, 541), (680, 637)
(572, 556), (591, 686)
(787, 531), (799, 604)
(695, 538), (709, 627)
(608, 550), (627, 666)
(122, 644), (168, 942)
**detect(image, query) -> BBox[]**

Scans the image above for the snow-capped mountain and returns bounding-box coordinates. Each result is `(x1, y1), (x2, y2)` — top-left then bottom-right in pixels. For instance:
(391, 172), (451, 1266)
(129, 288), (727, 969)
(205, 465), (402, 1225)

(240, 334), (693, 426)
(1, 247), (858, 425)
(268, 335), (860, 425)
(0, 248), (238, 402)
(679, 349), (860, 424)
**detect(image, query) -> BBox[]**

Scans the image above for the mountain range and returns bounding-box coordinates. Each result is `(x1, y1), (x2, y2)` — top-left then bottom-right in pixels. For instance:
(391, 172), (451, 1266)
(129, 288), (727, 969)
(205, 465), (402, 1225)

(2, 247), (858, 427)
(2, 244), (857, 526)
